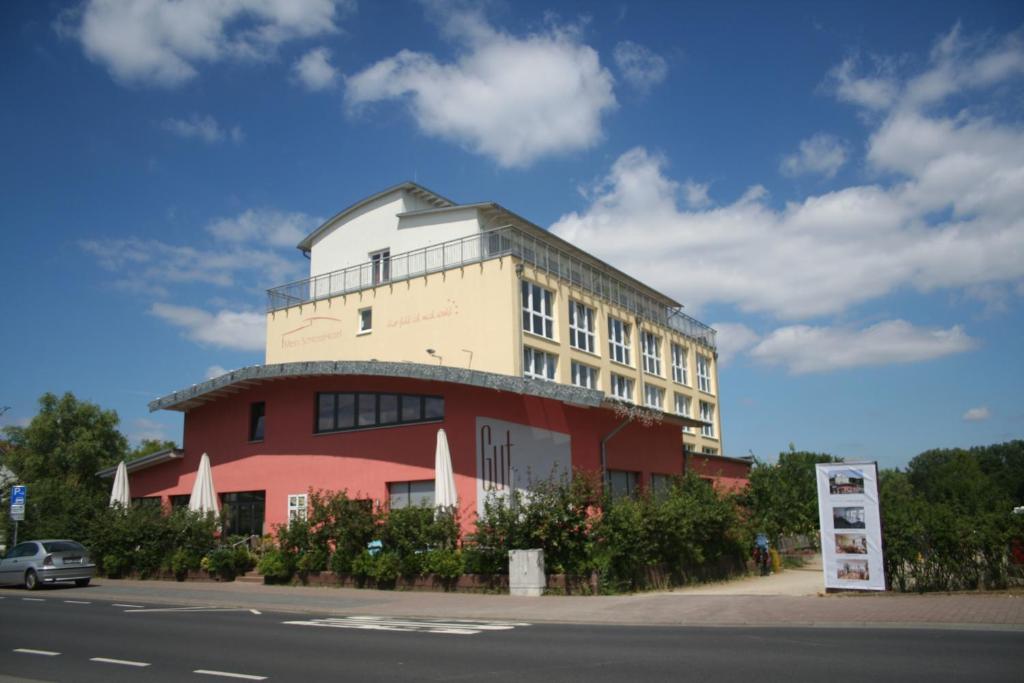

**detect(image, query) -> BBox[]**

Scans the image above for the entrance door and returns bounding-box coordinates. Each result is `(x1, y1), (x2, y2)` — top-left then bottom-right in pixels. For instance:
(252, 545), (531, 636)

(221, 491), (265, 537)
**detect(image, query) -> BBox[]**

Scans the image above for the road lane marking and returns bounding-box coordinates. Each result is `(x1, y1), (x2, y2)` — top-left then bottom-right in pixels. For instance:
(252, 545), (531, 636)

(64, 600), (91, 604)
(194, 669), (267, 680)
(22, 598), (45, 602)
(91, 657), (151, 667)
(13, 649), (60, 656)
(282, 615), (529, 635)
(113, 603), (145, 608)
(126, 606), (261, 615)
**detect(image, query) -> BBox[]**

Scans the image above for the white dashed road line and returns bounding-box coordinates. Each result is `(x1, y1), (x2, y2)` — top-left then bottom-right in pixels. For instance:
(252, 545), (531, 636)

(21, 598), (45, 602)
(64, 600), (91, 604)
(90, 657), (151, 667)
(283, 615), (530, 635)
(112, 603), (145, 608)
(13, 649), (60, 656)
(194, 669), (267, 680)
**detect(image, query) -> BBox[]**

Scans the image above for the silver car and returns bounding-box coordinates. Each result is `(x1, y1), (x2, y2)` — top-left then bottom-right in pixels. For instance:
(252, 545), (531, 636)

(0, 540), (95, 590)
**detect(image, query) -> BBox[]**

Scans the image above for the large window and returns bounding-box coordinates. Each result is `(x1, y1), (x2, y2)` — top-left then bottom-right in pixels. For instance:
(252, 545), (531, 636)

(370, 249), (390, 284)
(249, 401), (265, 442)
(522, 281), (554, 339)
(221, 491), (265, 537)
(606, 470), (639, 499)
(608, 316), (632, 365)
(699, 400), (715, 438)
(671, 343), (689, 385)
(610, 373), (634, 402)
(697, 354), (713, 393)
(675, 393), (693, 433)
(643, 383), (664, 410)
(641, 331), (662, 376)
(523, 346), (557, 381)
(571, 361), (598, 389)
(388, 481), (435, 509)
(650, 473), (673, 499)
(316, 392), (443, 433)
(568, 300), (595, 353)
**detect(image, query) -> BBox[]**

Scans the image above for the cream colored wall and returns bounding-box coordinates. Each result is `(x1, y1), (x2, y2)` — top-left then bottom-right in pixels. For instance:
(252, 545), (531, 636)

(266, 257), (520, 376)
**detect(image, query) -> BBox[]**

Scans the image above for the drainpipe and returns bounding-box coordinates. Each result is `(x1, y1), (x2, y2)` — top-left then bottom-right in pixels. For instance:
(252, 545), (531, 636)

(600, 418), (631, 489)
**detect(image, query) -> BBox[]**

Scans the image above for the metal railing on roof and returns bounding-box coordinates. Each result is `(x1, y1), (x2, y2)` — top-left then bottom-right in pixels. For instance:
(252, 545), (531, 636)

(267, 226), (716, 348)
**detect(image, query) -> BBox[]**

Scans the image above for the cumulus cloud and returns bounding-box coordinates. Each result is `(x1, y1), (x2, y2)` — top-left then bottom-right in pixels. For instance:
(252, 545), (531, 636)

(206, 208), (313, 247)
(681, 180), (712, 208)
(205, 365), (228, 379)
(293, 46), (338, 90)
(150, 303), (265, 351)
(160, 114), (243, 144)
(962, 405), (991, 422)
(344, 9), (616, 167)
(128, 417), (172, 443)
(57, 0), (353, 87)
(747, 320), (976, 374)
(552, 27), (1024, 320)
(826, 56), (899, 111)
(780, 133), (847, 178)
(613, 40), (668, 92)
(711, 322), (760, 365)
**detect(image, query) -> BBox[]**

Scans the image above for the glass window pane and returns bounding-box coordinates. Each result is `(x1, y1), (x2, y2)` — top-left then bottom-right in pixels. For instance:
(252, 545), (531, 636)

(424, 396), (444, 420)
(379, 394), (398, 424)
(317, 394), (335, 432)
(409, 480), (435, 507)
(358, 394), (377, 426)
(389, 482), (409, 510)
(401, 395), (422, 422)
(336, 393), (355, 429)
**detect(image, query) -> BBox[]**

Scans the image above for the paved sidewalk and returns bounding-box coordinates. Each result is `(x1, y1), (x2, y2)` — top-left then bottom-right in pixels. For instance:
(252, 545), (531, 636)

(19, 569), (1022, 631)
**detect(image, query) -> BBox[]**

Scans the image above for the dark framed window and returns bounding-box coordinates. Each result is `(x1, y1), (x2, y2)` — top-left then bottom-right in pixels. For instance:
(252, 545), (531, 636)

(315, 392), (444, 434)
(132, 496), (162, 509)
(221, 491), (265, 537)
(249, 401), (265, 441)
(170, 495), (191, 510)
(388, 481), (435, 509)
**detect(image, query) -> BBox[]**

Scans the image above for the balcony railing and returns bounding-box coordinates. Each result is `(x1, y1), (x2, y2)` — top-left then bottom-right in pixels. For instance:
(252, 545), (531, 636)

(267, 226), (717, 349)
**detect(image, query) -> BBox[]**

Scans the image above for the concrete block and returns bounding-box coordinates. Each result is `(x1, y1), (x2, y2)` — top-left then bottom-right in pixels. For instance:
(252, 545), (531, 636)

(508, 549), (545, 597)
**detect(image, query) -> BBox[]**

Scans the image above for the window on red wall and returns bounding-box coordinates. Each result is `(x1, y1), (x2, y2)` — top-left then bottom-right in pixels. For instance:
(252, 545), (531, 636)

(249, 402), (265, 442)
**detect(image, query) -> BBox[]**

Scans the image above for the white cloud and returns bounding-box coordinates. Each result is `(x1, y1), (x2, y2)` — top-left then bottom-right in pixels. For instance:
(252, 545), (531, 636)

(681, 180), (711, 208)
(826, 56), (898, 111)
(160, 114), (243, 144)
(747, 320), (976, 374)
(613, 40), (668, 92)
(345, 10), (616, 167)
(712, 322), (760, 365)
(150, 303), (265, 351)
(58, 0), (353, 87)
(552, 27), (1024, 320)
(206, 208), (314, 247)
(294, 46), (338, 90)
(780, 133), (847, 178)
(129, 417), (171, 443)
(962, 405), (991, 422)
(205, 365), (228, 379)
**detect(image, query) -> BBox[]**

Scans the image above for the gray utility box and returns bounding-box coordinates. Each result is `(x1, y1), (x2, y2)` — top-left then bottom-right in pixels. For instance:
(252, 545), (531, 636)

(508, 549), (545, 597)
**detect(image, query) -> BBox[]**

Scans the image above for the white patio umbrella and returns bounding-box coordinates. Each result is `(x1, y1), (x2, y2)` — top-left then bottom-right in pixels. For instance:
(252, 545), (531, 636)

(188, 452), (220, 515)
(434, 428), (457, 512)
(109, 460), (130, 509)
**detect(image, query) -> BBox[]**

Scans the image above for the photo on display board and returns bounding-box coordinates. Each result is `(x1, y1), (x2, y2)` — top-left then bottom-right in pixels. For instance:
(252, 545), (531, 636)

(832, 506), (866, 529)
(835, 533), (868, 554)
(828, 469), (865, 495)
(837, 560), (870, 581)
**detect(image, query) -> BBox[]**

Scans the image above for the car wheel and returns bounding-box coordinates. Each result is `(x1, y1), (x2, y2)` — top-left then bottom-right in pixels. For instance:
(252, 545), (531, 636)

(24, 569), (39, 591)
(75, 578), (90, 588)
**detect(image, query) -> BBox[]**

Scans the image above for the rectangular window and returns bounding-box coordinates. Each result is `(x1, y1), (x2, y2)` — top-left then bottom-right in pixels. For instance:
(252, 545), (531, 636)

(699, 400), (715, 438)
(650, 473), (672, 499)
(388, 481), (435, 509)
(701, 447), (719, 455)
(570, 361), (598, 389)
(608, 316), (632, 365)
(316, 392), (444, 433)
(358, 307), (372, 333)
(521, 281), (554, 339)
(641, 331), (662, 375)
(671, 343), (689, 385)
(523, 346), (557, 381)
(674, 393), (693, 433)
(288, 494), (308, 523)
(643, 384), (664, 410)
(249, 401), (265, 442)
(606, 470), (639, 499)
(610, 373), (634, 402)
(697, 354), (713, 393)
(568, 300), (595, 353)
(370, 249), (390, 284)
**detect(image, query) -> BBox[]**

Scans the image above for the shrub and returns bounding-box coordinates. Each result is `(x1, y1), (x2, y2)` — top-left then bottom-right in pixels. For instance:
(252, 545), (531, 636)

(373, 552), (401, 587)
(205, 548), (240, 581)
(257, 549), (293, 583)
(350, 550), (377, 584)
(424, 549), (464, 581)
(170, 548), (201, 581)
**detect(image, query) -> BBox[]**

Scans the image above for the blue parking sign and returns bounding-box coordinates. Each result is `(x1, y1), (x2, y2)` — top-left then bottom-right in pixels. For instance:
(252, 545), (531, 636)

(10, 485), (25, 521)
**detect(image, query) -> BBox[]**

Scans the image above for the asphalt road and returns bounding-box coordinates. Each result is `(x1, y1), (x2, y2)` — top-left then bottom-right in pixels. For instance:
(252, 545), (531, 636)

(1, 589), (1021, 682)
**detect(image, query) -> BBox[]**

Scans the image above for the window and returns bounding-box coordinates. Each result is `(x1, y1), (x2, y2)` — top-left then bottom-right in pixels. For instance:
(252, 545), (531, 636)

(288, 494), (308, 523)
(671, 343), (689, 385)
(249, 401), (265, 441)
(608, 317), (632, 365)
(568, 300), (595, 353)
(523, 346), (557, 381)
(221, 491), (265, 537)
(606, 470), (639, 499)
(521, 281), (554, 339)
(370, 249), (390, 284)
(643, 383), (664, 410)
(702, 447), (719, 455)
(674, 393), (693, 433)
(610, 373), (634, 402)
(131, 496), (162, 509)
(641, 331), (662, 375)
(699, 401), (715, 438)
(388, 481), (434, 509)
(697, 354), (713, 393)
(358, 307), (372, 333)
(170, 494), (191, 510)
(650, 473), (673, 499)
(316, 392), (444, 433)
(571, 361), (598, 389)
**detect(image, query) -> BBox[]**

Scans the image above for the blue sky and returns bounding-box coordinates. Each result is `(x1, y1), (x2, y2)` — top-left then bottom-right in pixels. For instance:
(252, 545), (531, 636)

(2, 0), (1022, 468)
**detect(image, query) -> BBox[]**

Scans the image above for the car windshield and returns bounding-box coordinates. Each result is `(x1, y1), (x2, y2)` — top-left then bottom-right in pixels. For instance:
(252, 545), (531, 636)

(42, 541), (85, 553)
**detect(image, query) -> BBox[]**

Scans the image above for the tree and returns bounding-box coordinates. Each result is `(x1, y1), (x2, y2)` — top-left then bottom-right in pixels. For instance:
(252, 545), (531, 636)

(741, 449), (842, 543)
(129, 439), (177, 460)
(2, 392), (127, 540)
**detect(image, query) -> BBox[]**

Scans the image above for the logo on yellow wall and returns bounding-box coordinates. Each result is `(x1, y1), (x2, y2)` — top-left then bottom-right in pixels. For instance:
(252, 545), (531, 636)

(281, 316), (344, 349)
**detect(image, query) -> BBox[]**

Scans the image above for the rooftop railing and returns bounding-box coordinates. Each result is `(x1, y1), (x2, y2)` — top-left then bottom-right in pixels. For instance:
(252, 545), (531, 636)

(267, 226), (717, 349)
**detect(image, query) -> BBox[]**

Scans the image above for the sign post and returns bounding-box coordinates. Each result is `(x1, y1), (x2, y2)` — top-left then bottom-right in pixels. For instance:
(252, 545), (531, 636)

(10, 485), (26, 547)
(815, 463), (885, 591)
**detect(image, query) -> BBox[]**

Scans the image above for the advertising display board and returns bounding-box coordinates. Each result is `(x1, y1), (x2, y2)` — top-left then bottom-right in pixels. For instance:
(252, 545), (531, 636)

(815, 462), (885, 591)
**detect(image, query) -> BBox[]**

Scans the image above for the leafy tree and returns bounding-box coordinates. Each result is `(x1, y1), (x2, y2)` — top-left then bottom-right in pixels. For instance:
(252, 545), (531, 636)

(129, 439), (177, 460)
(741, 449), (841, 543)
(2, 392), (127, 540)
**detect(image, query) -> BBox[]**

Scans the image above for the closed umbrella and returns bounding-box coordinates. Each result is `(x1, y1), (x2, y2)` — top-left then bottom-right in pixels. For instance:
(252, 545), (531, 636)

(109, 460), (130, 508)
(434, 428), (457, 512)
(189, 452), (220, 515)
